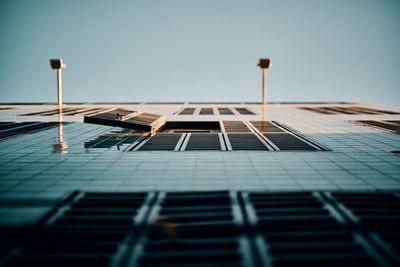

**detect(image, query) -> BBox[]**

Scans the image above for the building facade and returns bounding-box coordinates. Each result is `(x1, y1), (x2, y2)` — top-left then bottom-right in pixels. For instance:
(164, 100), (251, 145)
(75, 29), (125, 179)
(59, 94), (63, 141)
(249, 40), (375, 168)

(0, 102), (399, 266)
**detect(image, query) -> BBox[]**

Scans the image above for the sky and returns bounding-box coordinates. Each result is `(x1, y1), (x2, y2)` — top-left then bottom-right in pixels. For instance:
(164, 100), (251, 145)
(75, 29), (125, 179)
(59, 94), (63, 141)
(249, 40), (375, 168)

(0, 0), (399, 106)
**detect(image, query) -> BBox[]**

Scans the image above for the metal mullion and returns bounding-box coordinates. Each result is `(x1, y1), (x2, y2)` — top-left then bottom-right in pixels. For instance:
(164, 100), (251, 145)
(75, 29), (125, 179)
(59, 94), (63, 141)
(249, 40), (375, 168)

(174, 133), (187, 151)
(218, 133), (227, 151)
(243, 121), (276, 151)
(127, 133), (153, 151)
(179, 133), (191, 151)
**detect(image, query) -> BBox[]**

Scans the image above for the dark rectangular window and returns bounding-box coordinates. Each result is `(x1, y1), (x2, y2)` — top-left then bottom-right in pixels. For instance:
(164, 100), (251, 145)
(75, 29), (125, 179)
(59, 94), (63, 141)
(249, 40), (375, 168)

(235, 108), (255, 115)
(263, 133), (317, 151)
(385, 120), (400, 126)
(227, 133), (269, 150)
(218, 108), (234, 115)
(302, 106), (400, 115)
(0, 122), (62, 141)
(223, 121), (251, 132)
(139, 133), (182, 150)
(185, 133), (221, 150)
(199, 108), (214, 115)
(301, 107), (334, 115)
(179, 108), (195, 115)
(19, 108), (81, 116)
(250, 121), (285, 133)
(4, 190), (393, 267)
(355, 120), (400, 133)
(160, 121), (221, 133)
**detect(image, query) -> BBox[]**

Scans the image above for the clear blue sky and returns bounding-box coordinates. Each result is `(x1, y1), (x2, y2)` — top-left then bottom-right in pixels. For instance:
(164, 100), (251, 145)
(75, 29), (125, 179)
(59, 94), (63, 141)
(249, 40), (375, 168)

(1, 0), (399, 105)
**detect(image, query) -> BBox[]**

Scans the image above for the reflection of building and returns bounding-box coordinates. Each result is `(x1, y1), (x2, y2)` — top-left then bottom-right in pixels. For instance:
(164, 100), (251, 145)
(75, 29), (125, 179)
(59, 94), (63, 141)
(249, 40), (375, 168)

(0, 102), (399, 266)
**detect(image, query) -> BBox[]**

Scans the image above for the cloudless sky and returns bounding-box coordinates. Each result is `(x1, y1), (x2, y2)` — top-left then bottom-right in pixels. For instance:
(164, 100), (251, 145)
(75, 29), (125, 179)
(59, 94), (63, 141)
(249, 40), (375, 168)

(0, 0), (399, 105)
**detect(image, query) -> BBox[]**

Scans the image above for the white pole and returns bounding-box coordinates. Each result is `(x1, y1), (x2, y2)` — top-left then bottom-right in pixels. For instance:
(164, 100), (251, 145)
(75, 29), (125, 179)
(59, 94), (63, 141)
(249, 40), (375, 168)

(261, 68), (267, 121)
(262, 68), (266, 105)
(57, 69), (62, 107)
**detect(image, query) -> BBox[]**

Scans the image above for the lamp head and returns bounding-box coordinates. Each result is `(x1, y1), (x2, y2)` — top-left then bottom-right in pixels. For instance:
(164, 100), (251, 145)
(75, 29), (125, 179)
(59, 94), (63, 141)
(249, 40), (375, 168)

(258, 58), (271, 69)
(50, 59), (66, 70)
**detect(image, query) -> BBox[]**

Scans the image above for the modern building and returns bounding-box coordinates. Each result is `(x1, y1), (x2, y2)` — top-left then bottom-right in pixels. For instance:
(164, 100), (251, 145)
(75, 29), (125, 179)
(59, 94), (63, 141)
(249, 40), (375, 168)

(0, 102), (399, 267)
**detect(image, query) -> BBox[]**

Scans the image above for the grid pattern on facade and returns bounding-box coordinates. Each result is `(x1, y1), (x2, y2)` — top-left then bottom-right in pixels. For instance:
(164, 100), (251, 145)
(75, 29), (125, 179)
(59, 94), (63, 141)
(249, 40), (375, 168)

(177, 107), (256, 116)
(118, 120), (321, 152)
(1, 191), (399, 267)
(0, 103), (400, 201)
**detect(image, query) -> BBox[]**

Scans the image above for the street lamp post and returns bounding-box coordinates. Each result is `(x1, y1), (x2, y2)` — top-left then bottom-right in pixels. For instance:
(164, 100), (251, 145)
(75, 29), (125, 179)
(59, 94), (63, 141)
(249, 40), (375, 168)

(258, 58), (271, 121)
(50, 59), (66, 108)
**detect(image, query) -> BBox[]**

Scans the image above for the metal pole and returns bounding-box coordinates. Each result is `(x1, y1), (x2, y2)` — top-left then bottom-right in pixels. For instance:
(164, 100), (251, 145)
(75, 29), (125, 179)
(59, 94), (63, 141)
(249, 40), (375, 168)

(262, 68), (267, 121)
(57, 69), (62, 107)
(262, 68), (266, 105)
